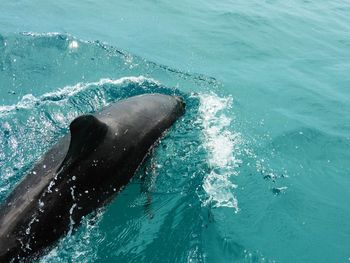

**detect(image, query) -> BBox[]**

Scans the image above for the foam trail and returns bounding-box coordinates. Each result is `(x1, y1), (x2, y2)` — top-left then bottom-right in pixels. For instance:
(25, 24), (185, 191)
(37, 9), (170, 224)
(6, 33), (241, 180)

(0, 76), (158, 116)
(198, 93), (242, 211)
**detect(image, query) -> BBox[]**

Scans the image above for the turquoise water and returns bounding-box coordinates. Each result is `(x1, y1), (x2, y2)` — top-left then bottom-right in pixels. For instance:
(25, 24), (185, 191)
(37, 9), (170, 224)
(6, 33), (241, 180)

(1, 1), (350, 262)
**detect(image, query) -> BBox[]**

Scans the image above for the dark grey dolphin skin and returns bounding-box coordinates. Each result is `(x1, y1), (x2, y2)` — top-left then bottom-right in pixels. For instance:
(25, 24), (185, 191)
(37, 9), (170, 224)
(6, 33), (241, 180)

(0, 94), (185, 262)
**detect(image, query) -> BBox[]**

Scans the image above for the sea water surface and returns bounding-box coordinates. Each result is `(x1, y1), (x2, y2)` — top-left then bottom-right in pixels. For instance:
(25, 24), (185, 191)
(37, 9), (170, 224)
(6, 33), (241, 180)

(1, 1), (350, 262)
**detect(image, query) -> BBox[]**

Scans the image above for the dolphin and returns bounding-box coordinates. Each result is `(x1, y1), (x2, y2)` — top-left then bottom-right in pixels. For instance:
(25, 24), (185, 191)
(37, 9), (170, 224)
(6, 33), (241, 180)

(0, 93), (185, 262)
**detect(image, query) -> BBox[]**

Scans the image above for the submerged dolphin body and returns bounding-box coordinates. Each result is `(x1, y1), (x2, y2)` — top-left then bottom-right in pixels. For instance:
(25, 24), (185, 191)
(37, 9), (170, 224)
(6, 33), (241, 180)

(0, 94), (185, 261)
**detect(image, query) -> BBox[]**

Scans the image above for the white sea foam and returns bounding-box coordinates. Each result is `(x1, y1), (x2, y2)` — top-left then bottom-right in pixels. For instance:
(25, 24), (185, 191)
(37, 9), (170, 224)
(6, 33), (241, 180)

(22, 32), (62, 37)
(0, 76), (158, 116)
(198, 93), (242, 211)
(68, 40), (79, 49)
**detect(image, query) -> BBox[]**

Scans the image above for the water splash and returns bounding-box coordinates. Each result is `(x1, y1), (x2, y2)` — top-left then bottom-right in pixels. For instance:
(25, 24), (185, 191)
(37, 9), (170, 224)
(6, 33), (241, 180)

(198, 93), (242, 211)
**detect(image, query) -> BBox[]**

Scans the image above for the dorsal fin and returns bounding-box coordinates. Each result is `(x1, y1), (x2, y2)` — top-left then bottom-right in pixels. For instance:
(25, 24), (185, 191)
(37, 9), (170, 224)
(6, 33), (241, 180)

(59, 115), (108, 169)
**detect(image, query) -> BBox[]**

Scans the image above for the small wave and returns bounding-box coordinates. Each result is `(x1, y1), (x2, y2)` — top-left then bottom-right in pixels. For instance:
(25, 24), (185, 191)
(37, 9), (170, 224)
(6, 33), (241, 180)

(22, 32), (62, 37)
(0, 76), (157, 116)
(198, 93), (242, 211)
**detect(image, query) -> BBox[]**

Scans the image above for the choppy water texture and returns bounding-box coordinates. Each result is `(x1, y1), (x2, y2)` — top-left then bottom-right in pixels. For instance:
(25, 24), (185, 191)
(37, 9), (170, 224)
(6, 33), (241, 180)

(1, 1), (350, 262)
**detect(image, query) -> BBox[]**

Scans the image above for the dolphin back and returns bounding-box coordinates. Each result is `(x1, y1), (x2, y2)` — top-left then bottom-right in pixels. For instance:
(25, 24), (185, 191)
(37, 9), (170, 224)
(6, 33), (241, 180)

(0, 94), (185, 261)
